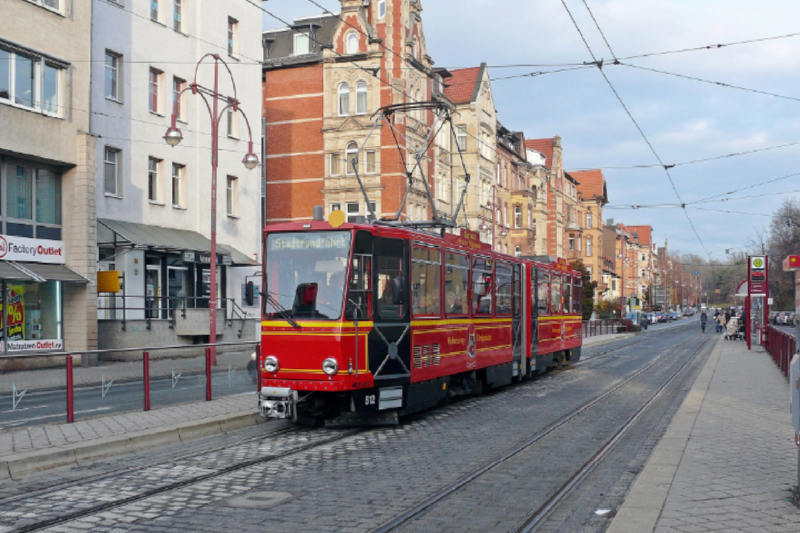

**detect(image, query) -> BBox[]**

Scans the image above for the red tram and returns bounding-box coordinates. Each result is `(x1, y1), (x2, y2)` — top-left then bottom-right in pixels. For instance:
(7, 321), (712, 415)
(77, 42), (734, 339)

(258, 219), (582, 425)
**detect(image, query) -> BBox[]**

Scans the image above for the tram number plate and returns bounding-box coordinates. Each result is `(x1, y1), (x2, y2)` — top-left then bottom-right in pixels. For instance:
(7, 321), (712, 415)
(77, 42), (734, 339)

(351, 389), (380, 413)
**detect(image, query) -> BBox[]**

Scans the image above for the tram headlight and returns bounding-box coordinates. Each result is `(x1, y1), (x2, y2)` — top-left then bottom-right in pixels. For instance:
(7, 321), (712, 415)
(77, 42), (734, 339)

(264, 356), (279, 373)
(322, 358), (339, 376)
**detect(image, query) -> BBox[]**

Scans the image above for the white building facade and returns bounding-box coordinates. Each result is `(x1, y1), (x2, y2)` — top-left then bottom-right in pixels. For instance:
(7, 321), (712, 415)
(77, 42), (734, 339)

(92, 0), (263, 348)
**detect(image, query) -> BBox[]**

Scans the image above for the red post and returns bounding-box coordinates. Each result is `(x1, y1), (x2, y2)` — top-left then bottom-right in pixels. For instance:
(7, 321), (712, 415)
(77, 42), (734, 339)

(143, 351), (150, 411)
(66, 356), (74, 423)
(206, 347), (212, 401)
(256, 344), (262, 392)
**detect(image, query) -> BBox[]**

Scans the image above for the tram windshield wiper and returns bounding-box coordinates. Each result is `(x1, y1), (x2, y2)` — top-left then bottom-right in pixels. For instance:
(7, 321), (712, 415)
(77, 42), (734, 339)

(263, 290), (301, 329)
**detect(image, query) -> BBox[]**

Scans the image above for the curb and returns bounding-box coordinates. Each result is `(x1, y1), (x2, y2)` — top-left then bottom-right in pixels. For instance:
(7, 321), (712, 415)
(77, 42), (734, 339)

(606, 335), (725, 533)
(0, 411), (264, 480)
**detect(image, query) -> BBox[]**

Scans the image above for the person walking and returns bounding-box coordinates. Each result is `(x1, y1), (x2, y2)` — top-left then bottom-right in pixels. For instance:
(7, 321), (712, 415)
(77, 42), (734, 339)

(717, 312), (727, 334)
(700, 311), (708, 333)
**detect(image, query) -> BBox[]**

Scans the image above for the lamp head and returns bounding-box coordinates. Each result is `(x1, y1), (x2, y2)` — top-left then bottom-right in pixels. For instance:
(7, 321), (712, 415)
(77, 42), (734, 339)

(164, 126), (183, 147)
(243, 152), (259, 170)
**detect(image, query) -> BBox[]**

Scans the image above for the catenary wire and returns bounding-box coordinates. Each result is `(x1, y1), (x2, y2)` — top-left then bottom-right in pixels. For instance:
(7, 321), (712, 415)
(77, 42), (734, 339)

(581, 0), (617, 60)
(558, 0), (710, 257)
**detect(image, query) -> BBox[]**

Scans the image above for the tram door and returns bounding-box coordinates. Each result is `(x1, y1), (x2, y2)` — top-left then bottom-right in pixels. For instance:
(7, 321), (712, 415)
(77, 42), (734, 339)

(368, 237), (412, 384)
(512, 263), (524, 378)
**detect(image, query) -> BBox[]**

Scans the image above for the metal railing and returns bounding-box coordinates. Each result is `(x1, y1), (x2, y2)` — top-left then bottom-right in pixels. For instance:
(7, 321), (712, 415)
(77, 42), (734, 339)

(763, 325), (796, 378)
(0, 340), (260, 425)
(582, 319), (627, 338)
(97, 295), (256, 334)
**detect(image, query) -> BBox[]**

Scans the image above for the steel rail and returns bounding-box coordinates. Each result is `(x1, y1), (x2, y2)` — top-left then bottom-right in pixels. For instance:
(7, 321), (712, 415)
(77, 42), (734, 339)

(8, 428), (364, 533)
(369, 331), (707, 533)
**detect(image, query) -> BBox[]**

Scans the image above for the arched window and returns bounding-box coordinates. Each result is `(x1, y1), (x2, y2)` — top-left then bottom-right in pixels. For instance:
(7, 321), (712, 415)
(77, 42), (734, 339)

(338, 83), (350, 116)
(346, 33), (359, 55)
(345, 142), (358, 175)
(356, 81), (368, 115)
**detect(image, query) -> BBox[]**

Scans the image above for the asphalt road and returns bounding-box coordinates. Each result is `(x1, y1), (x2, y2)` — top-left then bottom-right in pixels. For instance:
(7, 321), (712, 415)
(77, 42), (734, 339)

(0, 320), (715, 533)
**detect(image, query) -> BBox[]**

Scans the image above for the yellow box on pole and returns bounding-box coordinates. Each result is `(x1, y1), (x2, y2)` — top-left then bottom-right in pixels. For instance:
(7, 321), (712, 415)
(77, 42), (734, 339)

(97, 271), (121, 293)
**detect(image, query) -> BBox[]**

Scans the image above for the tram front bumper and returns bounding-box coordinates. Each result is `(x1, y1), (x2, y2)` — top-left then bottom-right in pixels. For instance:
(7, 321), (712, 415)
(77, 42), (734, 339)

(259, 387), (297, 420)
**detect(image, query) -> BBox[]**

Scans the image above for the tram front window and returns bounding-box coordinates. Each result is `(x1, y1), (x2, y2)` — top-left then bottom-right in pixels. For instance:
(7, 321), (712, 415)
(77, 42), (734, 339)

(265, 232), (352, 320)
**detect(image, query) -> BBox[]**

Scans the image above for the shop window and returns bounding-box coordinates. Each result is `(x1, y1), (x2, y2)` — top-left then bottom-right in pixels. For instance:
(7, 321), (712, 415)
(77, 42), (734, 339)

(471, 255), (493, 316)
(411, 245), (441, 317)
(444, 250), (469, 316)
(495, 261), (512, 316)
(2, 281), (63, 352)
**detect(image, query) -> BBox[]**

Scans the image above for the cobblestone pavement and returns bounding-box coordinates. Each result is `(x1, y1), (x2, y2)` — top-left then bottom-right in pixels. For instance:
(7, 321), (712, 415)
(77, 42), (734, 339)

(648, 339), (800, 533)
(0, 323), (714, 533)
(0, 393), (255, 456)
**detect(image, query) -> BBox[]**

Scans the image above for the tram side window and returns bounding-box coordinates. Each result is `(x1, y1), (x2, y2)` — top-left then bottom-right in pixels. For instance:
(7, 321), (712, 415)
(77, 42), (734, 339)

(472, 256), (493, 316)
(496, 261), (512, 317)
(346, 254), (372, 320)
(537, 269), (550, 315)
(411, 245), (441, 317)
(563, 279), (572, 315)
(551, 274), (562, 315)
(445, 250), (469, 316)
(376, 242), (405, 320)
(512, 264), (521, 317)
(573, 277), (582, 316)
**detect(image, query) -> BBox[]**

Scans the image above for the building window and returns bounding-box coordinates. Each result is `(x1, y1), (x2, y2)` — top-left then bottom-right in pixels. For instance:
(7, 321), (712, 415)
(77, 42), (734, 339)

(514, 206), (522, 229)
(226, 175), (238, 216)
(346, 202), (359, 223)
(151, 0), (159, 21)
(346, 33), (359, 54)
(568, 236), (575, 251)
(586, 212), (592, 228)
(173, 0), (183, 32)
(330, 203), (341, 213)
(172, 77), (185, 121)
(586, 238), (593, 257)
(105, 52), (120, 101)
(338, 83), (350, 116)
(514, 246), (521, 258)
(294, 33), (310, 55)
(456, 126), (467, 152)
(356, 81), (368, 115)
(226, 107), (237, 137)
(148, 68), (162, 114)
(1, 160), (62, 239)
(3, 281), (63, 351)
(480, 128), (492, 159)
(330, 153), (341, 176)
(365, 150), (376, 174)
(345, 142), (358, 175)
(148, 157), (161, 203)
(0, 46), (63, 116)
(104, 147), (121, 196)
(172, 163), (184, 208)
(378, 0), (386, 18)
(227, 17), (238, 57)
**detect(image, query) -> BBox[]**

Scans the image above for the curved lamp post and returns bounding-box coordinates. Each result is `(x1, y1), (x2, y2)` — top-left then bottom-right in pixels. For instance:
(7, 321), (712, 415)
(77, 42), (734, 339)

(164, 54), (259, 365)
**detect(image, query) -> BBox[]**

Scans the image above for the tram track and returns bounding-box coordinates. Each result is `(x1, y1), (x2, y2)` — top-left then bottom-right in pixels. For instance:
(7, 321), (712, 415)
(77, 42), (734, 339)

(369, 332), (712, 533)
(5, 427), (363, 533)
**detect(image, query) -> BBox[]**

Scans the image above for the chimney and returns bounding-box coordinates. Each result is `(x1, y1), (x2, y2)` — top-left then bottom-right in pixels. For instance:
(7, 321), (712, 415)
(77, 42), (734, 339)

(606, 218), (614, 226)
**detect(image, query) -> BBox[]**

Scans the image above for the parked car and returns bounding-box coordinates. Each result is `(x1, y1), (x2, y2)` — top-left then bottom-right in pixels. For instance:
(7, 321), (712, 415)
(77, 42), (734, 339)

(669, 312), (680, 321)
(658, 312), (668, 323)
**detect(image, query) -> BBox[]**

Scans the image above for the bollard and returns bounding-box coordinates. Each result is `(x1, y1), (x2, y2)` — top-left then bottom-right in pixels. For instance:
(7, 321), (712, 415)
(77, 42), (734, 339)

(143, 351), (151, 411)
(66, 356), (74, 423)
(206, 347), (212, 401)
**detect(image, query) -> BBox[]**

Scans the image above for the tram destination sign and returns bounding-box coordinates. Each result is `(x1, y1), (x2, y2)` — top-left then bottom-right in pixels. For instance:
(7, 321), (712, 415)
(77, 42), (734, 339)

(269, 232), (350, 251)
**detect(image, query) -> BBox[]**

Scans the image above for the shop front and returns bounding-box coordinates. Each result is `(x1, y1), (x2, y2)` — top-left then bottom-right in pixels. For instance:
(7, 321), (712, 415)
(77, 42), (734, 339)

(0, 234), (89, 354)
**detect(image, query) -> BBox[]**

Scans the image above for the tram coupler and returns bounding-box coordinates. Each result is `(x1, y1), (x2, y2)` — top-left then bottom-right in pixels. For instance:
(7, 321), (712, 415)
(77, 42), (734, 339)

(259, 387), (298, 421)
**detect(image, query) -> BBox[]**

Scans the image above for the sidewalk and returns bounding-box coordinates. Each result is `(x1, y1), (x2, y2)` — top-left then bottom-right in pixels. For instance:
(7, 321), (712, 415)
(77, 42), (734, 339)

(0, 392), (261, 480)
(608, 337), (800, 532)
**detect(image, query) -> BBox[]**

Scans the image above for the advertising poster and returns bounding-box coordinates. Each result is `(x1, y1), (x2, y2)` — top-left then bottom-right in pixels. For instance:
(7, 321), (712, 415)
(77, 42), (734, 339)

(5, 285), (24, 341)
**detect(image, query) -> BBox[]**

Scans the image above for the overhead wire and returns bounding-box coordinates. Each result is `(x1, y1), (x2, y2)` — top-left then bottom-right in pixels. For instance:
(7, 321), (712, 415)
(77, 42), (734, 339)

(558, 0), (711, 257)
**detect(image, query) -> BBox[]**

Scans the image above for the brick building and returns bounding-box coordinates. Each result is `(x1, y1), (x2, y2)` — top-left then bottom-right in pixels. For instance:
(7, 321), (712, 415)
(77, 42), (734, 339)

(572, 169), (609, 302)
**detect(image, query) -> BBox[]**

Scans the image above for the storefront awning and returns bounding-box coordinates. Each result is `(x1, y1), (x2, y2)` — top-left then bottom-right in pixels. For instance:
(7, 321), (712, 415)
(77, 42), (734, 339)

(98, 219), (259, 266)
(0, 261), (89, 283)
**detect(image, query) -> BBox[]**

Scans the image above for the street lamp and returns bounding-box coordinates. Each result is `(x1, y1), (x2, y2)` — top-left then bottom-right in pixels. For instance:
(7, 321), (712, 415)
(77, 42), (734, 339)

(164, 54), (259, 365)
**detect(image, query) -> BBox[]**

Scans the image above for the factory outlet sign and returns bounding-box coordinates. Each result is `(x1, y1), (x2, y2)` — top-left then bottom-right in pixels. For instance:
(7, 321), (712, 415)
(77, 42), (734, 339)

(0, 235), (65, 264)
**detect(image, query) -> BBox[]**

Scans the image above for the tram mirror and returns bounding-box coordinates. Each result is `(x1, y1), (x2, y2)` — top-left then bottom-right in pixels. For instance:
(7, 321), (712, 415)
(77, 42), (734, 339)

(245, 281), (255, 307)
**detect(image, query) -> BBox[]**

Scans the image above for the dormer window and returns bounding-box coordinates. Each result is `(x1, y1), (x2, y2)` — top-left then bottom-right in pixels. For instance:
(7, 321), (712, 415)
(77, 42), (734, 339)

(294, 33), (310, 55)
(346, 33), (359, 54)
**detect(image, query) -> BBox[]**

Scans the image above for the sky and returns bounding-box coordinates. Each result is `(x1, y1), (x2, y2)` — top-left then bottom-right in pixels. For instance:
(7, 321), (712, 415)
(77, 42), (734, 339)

(258, 0), (800, 260)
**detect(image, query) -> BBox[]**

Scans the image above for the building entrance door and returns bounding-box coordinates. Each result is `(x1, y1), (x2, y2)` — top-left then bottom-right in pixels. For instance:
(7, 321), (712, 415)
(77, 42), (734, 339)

(145, 261), (162, 319)
(168, 267), (188, 317)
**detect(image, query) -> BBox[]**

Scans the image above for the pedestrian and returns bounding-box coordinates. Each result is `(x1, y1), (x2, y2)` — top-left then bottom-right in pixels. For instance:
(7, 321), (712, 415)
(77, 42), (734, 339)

(700, 311), (708, 333)
(714, 310), (721, 332)
(717, 312), (726, 334)
(725, 309), (731, 324)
